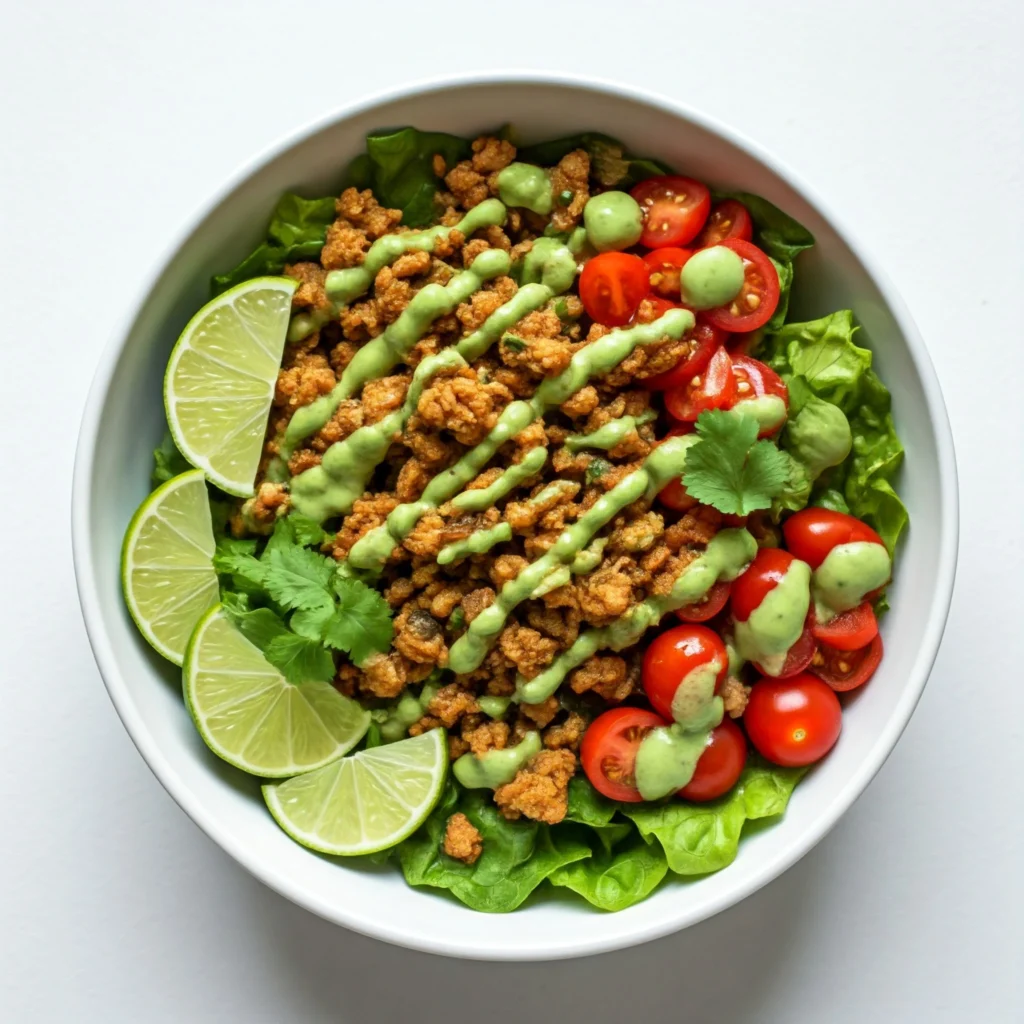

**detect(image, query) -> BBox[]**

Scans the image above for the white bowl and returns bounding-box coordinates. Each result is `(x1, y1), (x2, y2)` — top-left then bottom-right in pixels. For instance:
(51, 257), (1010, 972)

(72, 72), (958, 961)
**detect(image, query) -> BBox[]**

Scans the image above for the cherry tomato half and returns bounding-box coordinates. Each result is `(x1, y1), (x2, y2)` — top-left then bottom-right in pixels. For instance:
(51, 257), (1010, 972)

(782, 508), (886, 570)
(811, 601), (878, 651)
(642, 624), (729, 722)
(731, 547), (802, 622)
(643, 247), (692, 298)
(657, 476), (696, 512)
(811, 634), (883, 692)
(730, 354), (789, 437)
(644, 319), (729, 391)
(678, 717), (748, 802)
(694, 199), (754, 248)
(754, 625), (817, 678)
(744, 673), (842, 767)
(664, 346), (737, 421)
(631, 175), (712, 248)
(579, 251), (649, 327)
(676, 581), (732, 623)
(580, 707), (668, 802)
(703, 239), (780, 333)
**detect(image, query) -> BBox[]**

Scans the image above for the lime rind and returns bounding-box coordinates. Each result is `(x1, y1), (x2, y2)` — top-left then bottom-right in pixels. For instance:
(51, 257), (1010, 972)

(164, 276), (297, 497)
(263, 729), (448, 856)
(121, 468), (219, 665)
(183, 605), (370, 778)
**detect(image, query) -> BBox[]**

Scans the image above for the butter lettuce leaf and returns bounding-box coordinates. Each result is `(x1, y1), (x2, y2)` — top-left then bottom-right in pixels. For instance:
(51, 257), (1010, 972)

(397, 785), (590, 912)
(211, 193), (336, 295)
(151, 431), (191, 489)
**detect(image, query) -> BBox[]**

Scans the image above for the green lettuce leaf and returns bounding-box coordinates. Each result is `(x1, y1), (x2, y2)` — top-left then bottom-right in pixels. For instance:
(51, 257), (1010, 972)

(564, 777), (633, 852)
(397, 785), (590, 912)
(623, 760), (804, 875)
(757, 310), (909, 552)
(151, 431), (191, 489)
(211, 193), (336, 295)
(361, 128), (472, 227)
(517, 132), (671, 189)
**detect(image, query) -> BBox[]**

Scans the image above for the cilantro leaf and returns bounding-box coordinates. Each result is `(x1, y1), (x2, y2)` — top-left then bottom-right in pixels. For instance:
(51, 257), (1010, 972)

(263, 632), (336, 684)
(259, 545), (335, 612)
(323, 578), (394, 665)
(681, 409), (789, 515)
(289, 514), (330, 548)
(228, 605), (290, 650)
(290, 604), (335, 640)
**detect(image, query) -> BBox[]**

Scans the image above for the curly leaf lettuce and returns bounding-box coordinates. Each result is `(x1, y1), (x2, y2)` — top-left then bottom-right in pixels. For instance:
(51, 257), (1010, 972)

(758, 310), (909, 553)
(211, 193), (336, 295)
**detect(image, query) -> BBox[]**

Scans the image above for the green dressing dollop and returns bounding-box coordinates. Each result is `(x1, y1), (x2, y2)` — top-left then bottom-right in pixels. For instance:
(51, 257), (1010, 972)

(679, 245), (745, 310)
(734, 558), (812, 675)
(784, 398), (853, 480)
(812, 541), (891, 623)
(583, 191), (644, 252)
(497, 163), (553, 215)
(452, 731), (541, 789)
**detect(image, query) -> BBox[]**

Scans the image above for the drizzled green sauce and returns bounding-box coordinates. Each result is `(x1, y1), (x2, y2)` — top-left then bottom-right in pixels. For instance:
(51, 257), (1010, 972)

(564, 410), (655, 452)
(452, 731), (541, 789)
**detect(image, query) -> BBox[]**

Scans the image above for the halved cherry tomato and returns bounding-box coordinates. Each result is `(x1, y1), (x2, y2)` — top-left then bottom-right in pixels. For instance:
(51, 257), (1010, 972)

(812, 634), (883, 692)
(642, 624), (729, 722)
(731, 547), (802, 622)
(664, 346), (736, 421)
(703, 239), (780, 333)
(694, 199), (754, 248)
(744, 673), (842, 767)
(676, 581), (732, 623)
(730, 354), (789, 437)
(754, 625), (817, 678)
(643, 247), (692, 298)
(580, 707), (668, 802)
(631, 175), (712, 248)
(645, 319), (729, 391)
(679, 718), (747, 802)
(657, 476), (696, 512)
(782, 508), (885, 570)
(634, 295), (681, 323)
(811, 601), (878, 651)
(579, 251), (649, 327)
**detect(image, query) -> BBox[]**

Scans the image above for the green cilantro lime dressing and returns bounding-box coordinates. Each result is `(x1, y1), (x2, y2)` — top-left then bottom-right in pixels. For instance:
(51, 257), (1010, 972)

(448, 434), (701, 674)
(437, 522), (512, 565)
(812, 541), (891, 623)
(785, 398), (853, 480)
(731, 395), (787, 434)
(289, 348), (466, 521)
(679, 245), (746, 310)
(478, 695), (511, 719)
(497, 163), (554, 215)
(452, 730), (541, 789)
(346, 309), (694, 572)
(450, 446), (548, 512)
(635, 658), (724, 801)
(583, 191), (644, 252)
(564, 410), (655, 452)
(734, 558), (812, 675)
(379, 680), (439, 742)
(516, 236), (579, 292)
(516, 528), (757, 704)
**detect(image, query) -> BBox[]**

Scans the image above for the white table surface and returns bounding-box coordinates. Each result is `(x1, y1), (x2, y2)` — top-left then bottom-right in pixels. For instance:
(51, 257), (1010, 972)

(2, 1), (1022, 1020)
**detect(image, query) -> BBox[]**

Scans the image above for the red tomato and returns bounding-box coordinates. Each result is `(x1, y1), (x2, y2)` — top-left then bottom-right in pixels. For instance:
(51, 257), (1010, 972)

(631, 175), (712, 248)
(579, 252), (649, 327)
(782, 508), (886, 570)
(580, 707), (668, 802)
(754, 625), (817, 678)
(694, 199), (754, 248)
(644, 319), (729, 391)
(744, 674), (842, 767)
(643, 247), (692, 298)
(731, 547), (801, 622)
(656, 476), (696, 512)
(811, 634), (883, 692)
(676, 581), (732, 623)
(811, 601), (878, 651)
(664, 346), (737, 421)
(678, 718), (747, 802)
(730, 355), (789, 437)
(634, 295), (681, 323)
(643, 624), (729, 721)
(703, 239), (780, 333)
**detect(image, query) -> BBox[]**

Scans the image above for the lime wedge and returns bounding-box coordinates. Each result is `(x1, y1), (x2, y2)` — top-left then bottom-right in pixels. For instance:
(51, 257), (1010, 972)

(121, 469), (219, 665)
(164, 276), (297, 496)
(184, 605), (369, 777)
(263, 730), (448, 855)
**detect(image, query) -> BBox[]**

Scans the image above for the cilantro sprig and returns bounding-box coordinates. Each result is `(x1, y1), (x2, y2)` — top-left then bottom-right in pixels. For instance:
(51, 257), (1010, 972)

(680, 409), (789, 515)
(214, 516), (393, 684)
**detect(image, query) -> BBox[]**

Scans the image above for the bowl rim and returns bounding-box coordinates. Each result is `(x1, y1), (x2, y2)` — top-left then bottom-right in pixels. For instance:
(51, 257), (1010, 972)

(71, 69), (959, 961)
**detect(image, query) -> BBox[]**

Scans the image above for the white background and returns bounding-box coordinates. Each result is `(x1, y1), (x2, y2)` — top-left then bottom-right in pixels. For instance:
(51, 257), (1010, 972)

(2, 1), (1022, 1020)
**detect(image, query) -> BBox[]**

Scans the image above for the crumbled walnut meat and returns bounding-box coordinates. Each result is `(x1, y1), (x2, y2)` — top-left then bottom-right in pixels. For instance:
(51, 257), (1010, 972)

(720, 677), (751, 718)
(285, 262), (329, 311)
(518, 695), (560, 729)
(560, 386), (600, 419)
(569, 655), (634, 702)
(359, 652), (408, 698)
(543, 712), (588, 751)
(424, 683), (478, 726)
(443, 813), (483, 865)
(416, 368), (499, 446)
(332, 494), (398, 561)
(361, 374), (410, 424)
(463, 718), (510, 755)
(548, 150), (590, 232)
(461, 587), (496, 624)
(498, 625), (559, 680)
(393, 608), (448, 666)
(577, 560), (635, 624)
(494, 749), (576, 824)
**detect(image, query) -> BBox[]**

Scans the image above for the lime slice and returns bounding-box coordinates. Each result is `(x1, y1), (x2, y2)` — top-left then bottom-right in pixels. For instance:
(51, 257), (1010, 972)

(263, 730), (448, 855)
(121, 469), (219, 665)
(164, 276), (297, 497)
(184, 605), (369, 777)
